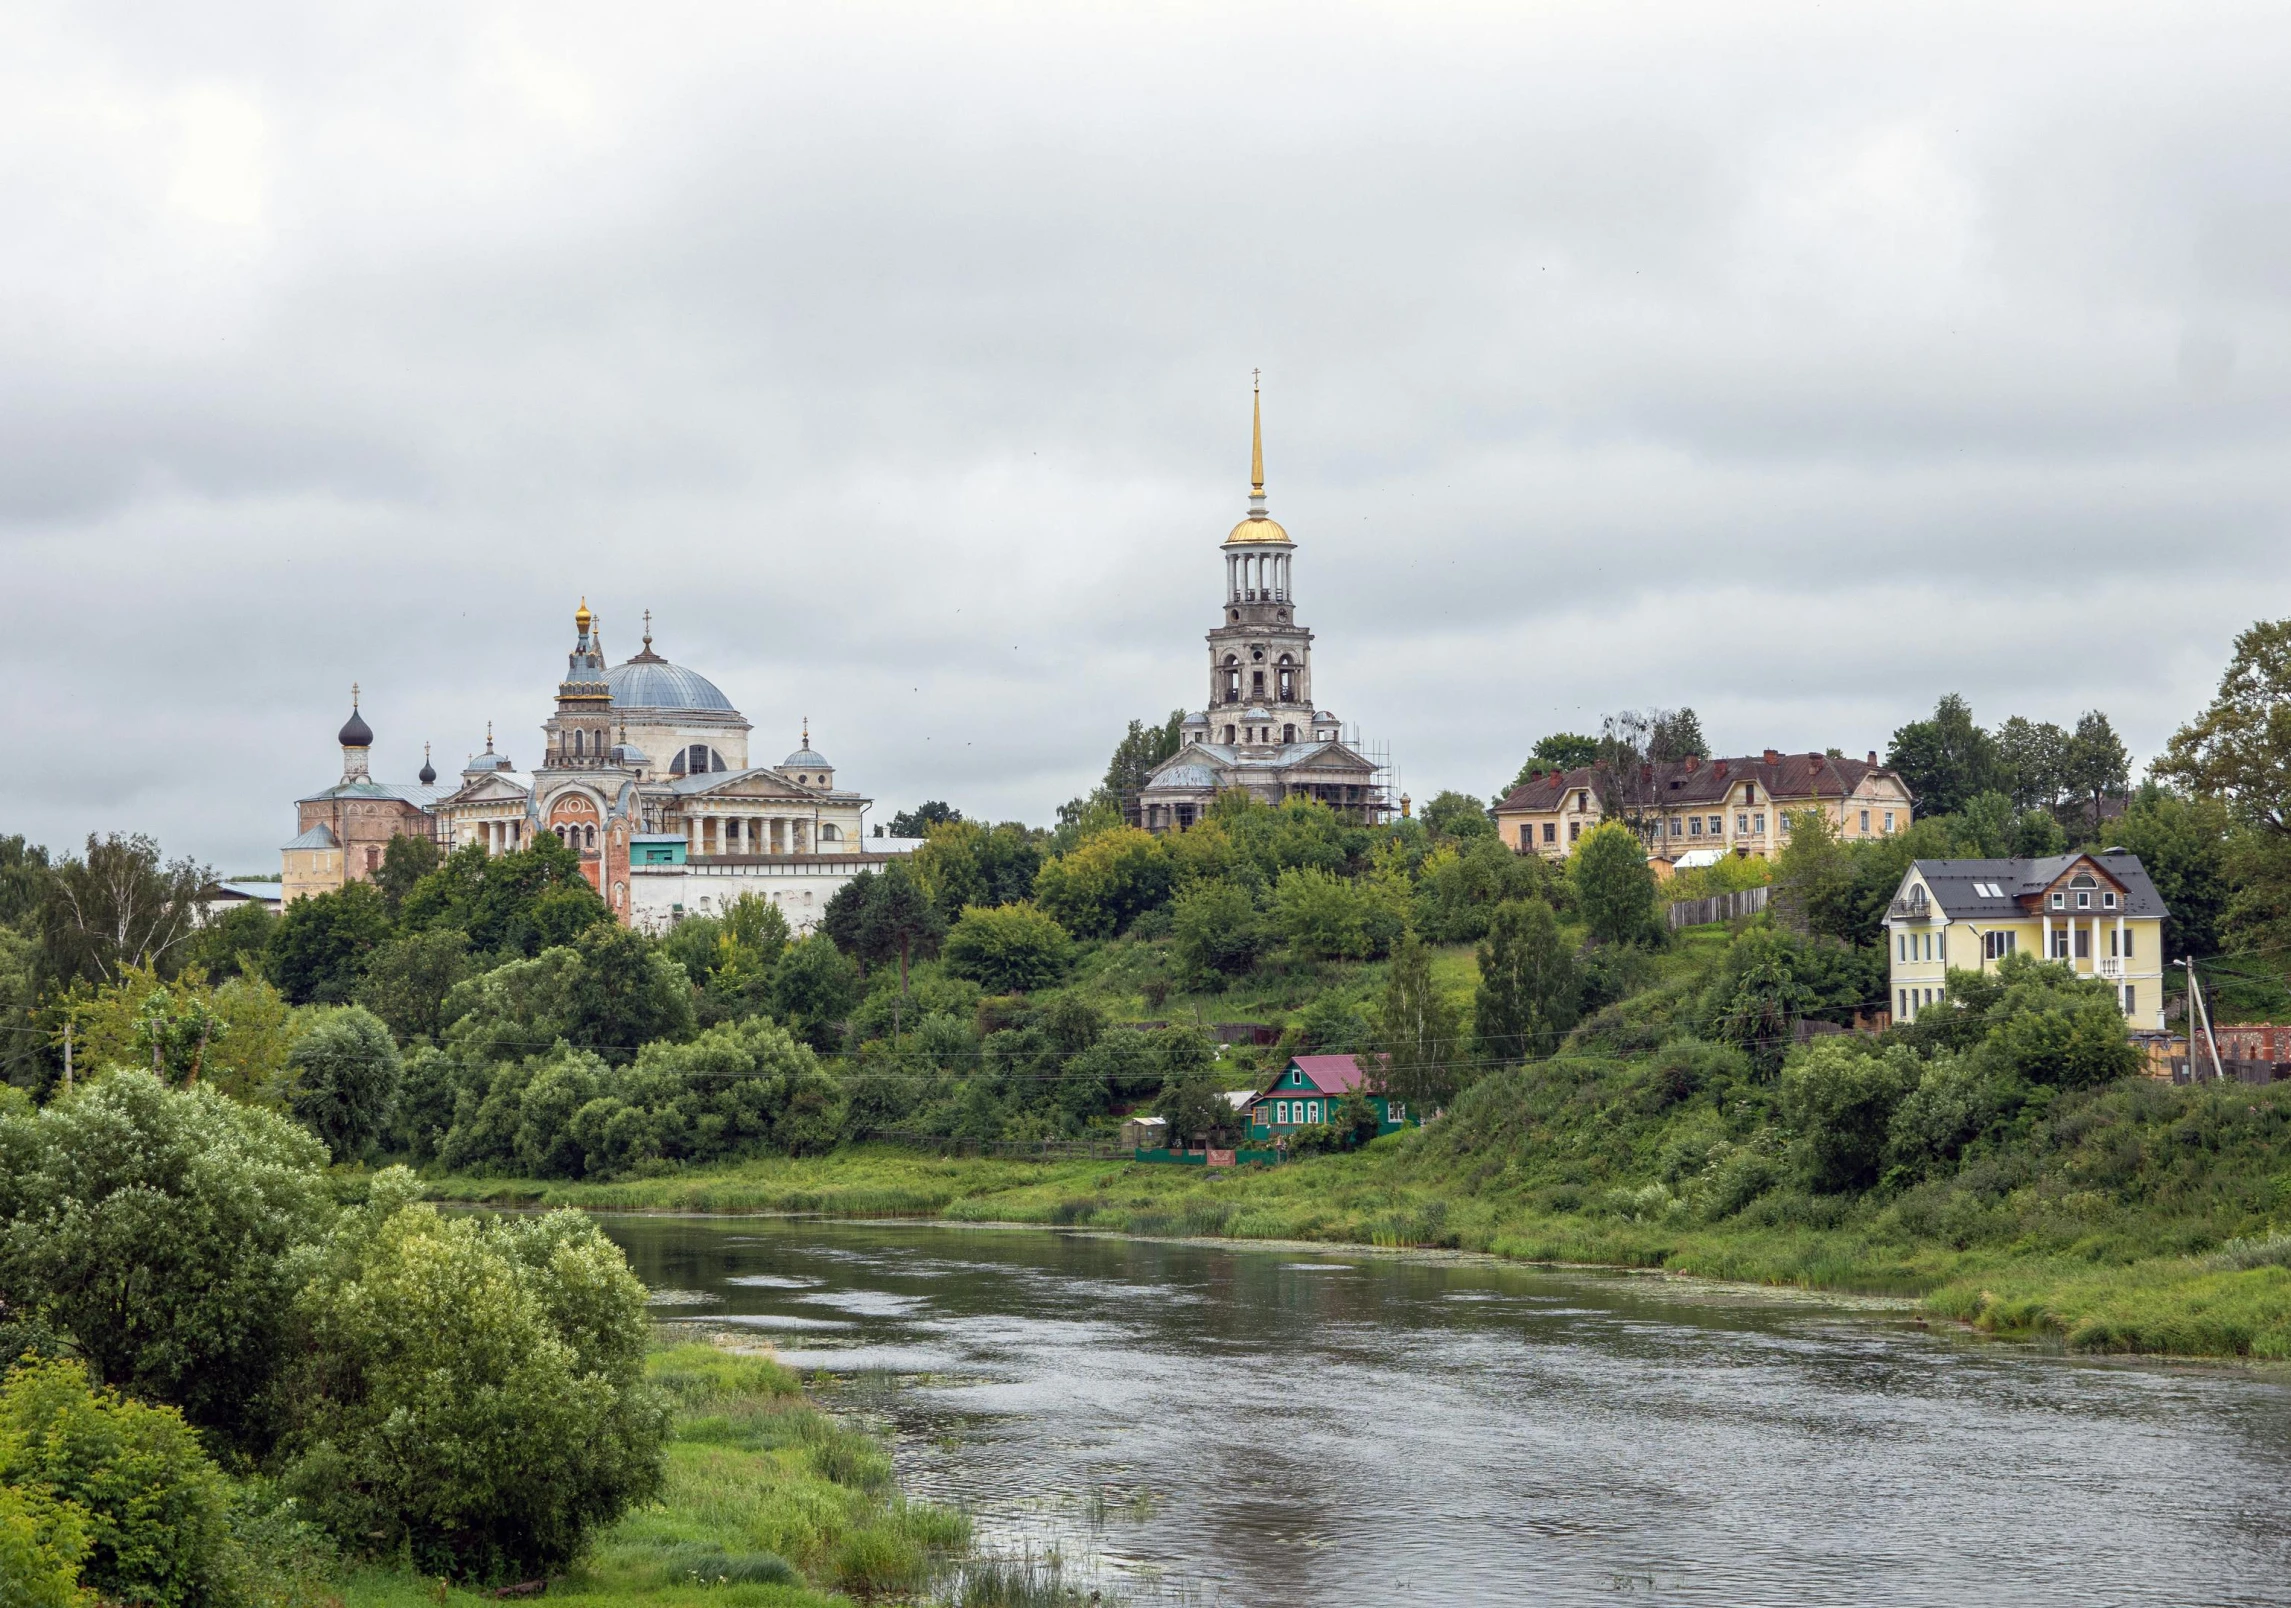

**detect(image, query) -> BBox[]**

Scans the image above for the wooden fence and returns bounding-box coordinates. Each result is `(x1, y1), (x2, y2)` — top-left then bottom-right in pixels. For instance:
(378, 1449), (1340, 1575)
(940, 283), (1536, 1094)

(1666, 884), (1770, 930)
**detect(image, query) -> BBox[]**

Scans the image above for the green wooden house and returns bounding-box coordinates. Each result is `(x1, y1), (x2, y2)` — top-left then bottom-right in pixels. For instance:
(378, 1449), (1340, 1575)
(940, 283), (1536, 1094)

(1243, 1054), (1415, 1139)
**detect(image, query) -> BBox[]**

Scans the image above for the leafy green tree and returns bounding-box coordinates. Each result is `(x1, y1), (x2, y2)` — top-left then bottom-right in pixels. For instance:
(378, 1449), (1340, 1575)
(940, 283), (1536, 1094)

(1703, 929), (1823, 1073)
(0, 1357), (234, 1608)
(2062, 710), (2131, 837)
(266, 881), (392, 1004)
(398, 834), (609, 958)
(819, 872), (873, 961)
(1168, 881), (1262, 987)
(1886, 693), (2003, 816)
(887, 801), (962, 838)
(279, 1173), (669, 1582)
(2111, 787), (2231, 959)
(287, 1007), (405, 1160)
(1500, 733), (1600, 799)
(178, 898), (273, 983)
(1271, 867), (1403, 961)
(1421, 791), (1495, 841)
(0, 835), (51, 932)
(857, 861), (945, 1001)
(1647, 707), (1706, 763)
(1412, 835), (1554, 944)
(565, 922), (694, 1062)
(1568, 822), (1658, 946)
(355, 927), (477, 1043)
(1995, 716), (2069, 814)
(2156, 618), (2291, 836)
(941, 903), (1076, 992)
(1781, 1039), (1924, 1192)
(770, 934), (861, 1051)
(40, 834), (210, 988)
(0, 1072), (329, 1449)
(373, 833), (442, 909)
(1472, 898), (1577, 1062)
(1103, 711), (1186, 821)
(911, 820), (1043, 922)
(0, 1479), (88, 1608)
(1152, 1066), (1231, 1146)
(1032, 827), (1177, 938)
(1377, 930), (1462, 1109)
(1953, 790), (2018, 857)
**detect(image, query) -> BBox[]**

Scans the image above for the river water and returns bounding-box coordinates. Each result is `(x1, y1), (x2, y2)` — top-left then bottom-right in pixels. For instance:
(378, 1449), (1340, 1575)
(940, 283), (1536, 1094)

(603, 1214), (2291, 1607)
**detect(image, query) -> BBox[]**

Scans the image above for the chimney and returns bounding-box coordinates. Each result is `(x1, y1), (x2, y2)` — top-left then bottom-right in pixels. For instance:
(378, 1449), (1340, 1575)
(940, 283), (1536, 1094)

(1713, 759), (1729, 780)
(1866, 750), (1877, 766)
(1762, 748), (1779, 766)
(1684, 754), (1700, 773)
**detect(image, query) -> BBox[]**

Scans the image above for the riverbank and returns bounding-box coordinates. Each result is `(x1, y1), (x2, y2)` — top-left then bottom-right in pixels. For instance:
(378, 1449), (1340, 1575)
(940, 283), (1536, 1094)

(420, 1139), (2291, 1363)
(334, 1338), (967, 1608)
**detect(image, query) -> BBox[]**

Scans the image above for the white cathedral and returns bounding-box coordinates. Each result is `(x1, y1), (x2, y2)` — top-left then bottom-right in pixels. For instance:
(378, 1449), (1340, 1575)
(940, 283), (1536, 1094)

(284, 605), (899, 934)
(1136, 384), (1388, 829)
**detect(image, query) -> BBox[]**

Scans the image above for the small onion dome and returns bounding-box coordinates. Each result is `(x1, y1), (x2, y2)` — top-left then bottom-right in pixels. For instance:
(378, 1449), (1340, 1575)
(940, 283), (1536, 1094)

(418, 746), (437, 785)
(338, 703), (374, 748)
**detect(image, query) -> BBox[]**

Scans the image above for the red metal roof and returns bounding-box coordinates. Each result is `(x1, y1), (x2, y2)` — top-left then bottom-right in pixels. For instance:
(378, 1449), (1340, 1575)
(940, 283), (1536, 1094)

(1494, 752), (1898, 815)
(1286, 1054), (1370, 1094)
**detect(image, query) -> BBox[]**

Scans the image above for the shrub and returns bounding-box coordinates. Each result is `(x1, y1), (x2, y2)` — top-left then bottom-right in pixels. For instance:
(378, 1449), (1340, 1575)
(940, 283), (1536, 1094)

(0, 1358), (233, 1608)
(1168, 881), (1262, 987)
(942, 904), (1075, 993)
(1570, 822), (1658, 946)
(1781, 1040), (1924, 1193)
(1270, 867), (1402, 961)
(0, 1073), (328, 1450)
(1887, 1054), (2007, 1177)
(286, 1005), (404, 1160)
(279, 1171), (670, 1582)
(0, 1482), (88, 1608)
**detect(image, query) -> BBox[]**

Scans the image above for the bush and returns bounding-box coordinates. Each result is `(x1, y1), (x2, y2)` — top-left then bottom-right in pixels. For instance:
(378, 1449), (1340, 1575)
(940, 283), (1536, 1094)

(1168, 882), (1262, 987)
(942, 904), (1075, 993)
(1569, 822), (1658, 946)
(1270, 867), (1402, 961)
(0, 1358), (233, 1608)
(1781, 1040), (1924, 1193)
(0, 1483), (86, 1608)
(279, 1171), (669, 1582)
(285, 1006), (403, 1160)
(0, 1074), (328, 1450)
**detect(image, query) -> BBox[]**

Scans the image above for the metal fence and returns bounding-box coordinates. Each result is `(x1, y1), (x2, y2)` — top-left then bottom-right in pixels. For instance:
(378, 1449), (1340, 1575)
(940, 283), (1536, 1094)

(1666, 884), (1770, 930)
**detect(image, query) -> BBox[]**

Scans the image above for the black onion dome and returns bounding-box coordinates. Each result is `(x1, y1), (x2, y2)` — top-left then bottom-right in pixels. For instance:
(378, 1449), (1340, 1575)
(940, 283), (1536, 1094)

(339, 705), (374, 747)
(418, 751), (437, 785)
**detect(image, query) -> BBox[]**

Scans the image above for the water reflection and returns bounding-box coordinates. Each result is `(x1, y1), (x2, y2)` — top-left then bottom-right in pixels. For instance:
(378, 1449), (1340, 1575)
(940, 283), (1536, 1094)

(604, 1215), (2291, 1607)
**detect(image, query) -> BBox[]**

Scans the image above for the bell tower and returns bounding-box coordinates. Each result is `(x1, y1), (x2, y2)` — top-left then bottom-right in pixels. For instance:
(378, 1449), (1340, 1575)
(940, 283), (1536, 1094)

(543, 599), (616, 768)
(1206, 376), (1316, 749)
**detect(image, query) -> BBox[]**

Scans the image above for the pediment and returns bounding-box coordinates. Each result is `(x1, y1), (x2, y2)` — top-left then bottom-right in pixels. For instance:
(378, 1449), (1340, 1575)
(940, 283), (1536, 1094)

(440, 775), (531, 805)
(679, 769), (820, 802)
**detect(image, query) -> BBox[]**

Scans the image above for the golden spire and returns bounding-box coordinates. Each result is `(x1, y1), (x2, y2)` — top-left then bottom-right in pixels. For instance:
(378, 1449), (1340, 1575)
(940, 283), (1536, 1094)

(1250, 368), (1264, 495)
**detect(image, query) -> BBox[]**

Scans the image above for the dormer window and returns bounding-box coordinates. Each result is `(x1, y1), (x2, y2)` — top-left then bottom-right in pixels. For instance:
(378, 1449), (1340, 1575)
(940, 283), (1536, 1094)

(2076, 891), (2091, 909)
(2050, 892), (2065, 909)
(2103, 891), (2117, 909)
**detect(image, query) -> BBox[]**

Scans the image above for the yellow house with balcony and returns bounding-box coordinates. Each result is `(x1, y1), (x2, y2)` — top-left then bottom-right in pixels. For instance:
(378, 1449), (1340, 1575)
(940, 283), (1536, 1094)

(1886, 852), (2169, 1031)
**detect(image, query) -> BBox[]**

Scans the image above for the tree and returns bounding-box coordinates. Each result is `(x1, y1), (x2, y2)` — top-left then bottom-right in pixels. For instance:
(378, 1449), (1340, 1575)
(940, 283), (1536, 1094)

(911, 820), (1044, 922)
(40, 834), (210, 988)
(178, 898), (274, 983)
(1500, 733), (1599, 799)
(769, 935), (861, 1052)
(1994, 716), (2069, 814)
(857, 861), (945, 1002)
(1472, 898), (1578, 1062)
(819, 872), (873, 961)
(1569, 822), (1658, 946)
(1103, 712), (1186, 823)
(279, 1174), (669, 1582)
(1152, 1066), (1231, 1147)
(0, 1072), (330, 1449)
(1781, 1040), (1923, 1193)
(1032, 827), (1177, 938)
(356, 927), (477, 1043)
(0, 1357), (236, 1608)
(1169, 882), (1262, 987)
(1886, 694), (2002, 816)
(2156, 619), (2291, 835)
(1376, 930), (1462, 1110)
(2062, 710), (2131, 837)
(564, 921), (695, 1061)
(1647, 707), (1707, 763)
(373, 832), (442, 908)
(942, 904), (1075, 993)
(2112, 788), (2230, 959)
(1421, 790), (1495, 841)
(287, 1006), (405, 1160)
(0, 835), (51, 932)
(887, 801), (962, 838)
(397, 834), (609, 958)
(266, 881), (392, 1004)
(1271, 868), (1403, 962)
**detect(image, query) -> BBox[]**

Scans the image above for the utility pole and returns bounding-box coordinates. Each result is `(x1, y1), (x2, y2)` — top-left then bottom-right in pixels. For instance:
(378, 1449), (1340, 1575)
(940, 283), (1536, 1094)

(61, 1018), (72, 1095)
(2185, 957), (2227, 1081)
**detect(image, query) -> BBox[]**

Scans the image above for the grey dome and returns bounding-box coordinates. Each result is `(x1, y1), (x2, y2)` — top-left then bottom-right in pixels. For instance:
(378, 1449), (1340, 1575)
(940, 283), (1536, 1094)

(338, 705), (373, 747)
(783, 747), (830, 769)
(1159, 764), (1222, 789)
(607, 658), (738, 714)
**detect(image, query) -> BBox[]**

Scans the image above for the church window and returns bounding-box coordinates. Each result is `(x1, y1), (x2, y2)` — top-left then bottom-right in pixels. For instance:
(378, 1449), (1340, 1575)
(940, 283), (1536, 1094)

(584, 824), (596, 849)
(1252, 670), (1265, 696)
(365, 846), (379, 873)
(1224, 725), (1236, 744)
(1283, 723), (1296, 743)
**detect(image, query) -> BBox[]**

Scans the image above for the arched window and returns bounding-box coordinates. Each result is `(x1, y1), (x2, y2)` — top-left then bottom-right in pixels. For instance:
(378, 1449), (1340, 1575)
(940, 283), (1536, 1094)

(1224, 725), (1236, 744)
(689, 744), (710, 774)
(574, 730), (585, 756)
(1277, 655), (1295, 702)
(1283, 723), (1296, 743)
(1222, 655), (1240, 704)
(820, 824), (840, 841)
(584, 823), (596, 849)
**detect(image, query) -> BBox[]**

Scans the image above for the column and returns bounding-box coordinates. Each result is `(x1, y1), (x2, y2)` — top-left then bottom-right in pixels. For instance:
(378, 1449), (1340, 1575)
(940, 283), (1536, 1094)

(2041, 913), (2051, 963)
(687, 816), (700, 855)
(751, 817), (763, 855)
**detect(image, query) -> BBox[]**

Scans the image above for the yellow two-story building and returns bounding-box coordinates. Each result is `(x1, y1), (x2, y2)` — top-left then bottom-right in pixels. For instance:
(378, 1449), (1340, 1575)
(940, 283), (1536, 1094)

(1494, 749), (1913, 861)
(1886, 852), (2169, 1031)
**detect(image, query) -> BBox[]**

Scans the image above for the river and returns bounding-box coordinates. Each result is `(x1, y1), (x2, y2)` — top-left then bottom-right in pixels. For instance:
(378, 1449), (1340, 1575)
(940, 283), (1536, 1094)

(602, 1214), (2291, 1606)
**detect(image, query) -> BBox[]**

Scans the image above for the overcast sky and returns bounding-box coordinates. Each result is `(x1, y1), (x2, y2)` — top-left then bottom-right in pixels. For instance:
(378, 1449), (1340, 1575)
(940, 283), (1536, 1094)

(3, 1), (2287, 874)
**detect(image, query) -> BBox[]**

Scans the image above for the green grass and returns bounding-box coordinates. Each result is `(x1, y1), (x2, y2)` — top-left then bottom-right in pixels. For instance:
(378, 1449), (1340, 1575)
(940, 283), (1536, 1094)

(335, 1340), (967, 1608)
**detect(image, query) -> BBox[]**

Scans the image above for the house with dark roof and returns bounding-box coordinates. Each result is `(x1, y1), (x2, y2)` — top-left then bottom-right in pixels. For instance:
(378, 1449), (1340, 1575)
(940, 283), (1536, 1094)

(1492, 749), (1913, 862)
(1887, 852), (2169, 1030)
(1241, 1054), (1417, 1141)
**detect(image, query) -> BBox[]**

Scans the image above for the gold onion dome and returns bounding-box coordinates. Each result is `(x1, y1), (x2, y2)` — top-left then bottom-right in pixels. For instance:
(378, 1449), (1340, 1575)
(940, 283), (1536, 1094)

(1223, 375), (1291, 546)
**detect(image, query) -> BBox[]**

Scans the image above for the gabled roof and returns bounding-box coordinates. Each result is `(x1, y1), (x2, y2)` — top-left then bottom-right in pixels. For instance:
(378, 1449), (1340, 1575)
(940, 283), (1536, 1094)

(283, 823), (340, 851)
(1495, 752), (1900, 815)
(1902, 853), (2169, 920)
(1264, 1053), (1381, 1097)
(663, 767), (823, 800)
(296, 779), (448, 808)
(1142, 738), (1377, 790)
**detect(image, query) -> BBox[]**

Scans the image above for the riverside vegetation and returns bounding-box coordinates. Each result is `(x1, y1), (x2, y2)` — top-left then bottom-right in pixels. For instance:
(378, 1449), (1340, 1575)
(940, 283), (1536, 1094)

(9, 627), (2291, 1600)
